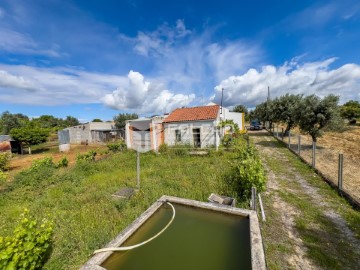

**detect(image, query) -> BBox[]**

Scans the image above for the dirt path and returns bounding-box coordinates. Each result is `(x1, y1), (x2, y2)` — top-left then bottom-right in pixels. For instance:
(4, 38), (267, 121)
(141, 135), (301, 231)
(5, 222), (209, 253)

(250, 130), (360, 270)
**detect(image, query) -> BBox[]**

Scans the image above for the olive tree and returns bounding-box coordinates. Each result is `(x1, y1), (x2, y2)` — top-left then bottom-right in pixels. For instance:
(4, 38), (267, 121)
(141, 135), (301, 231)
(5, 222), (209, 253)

(296, 94), (340, 142)
(272, 94), (303, 135)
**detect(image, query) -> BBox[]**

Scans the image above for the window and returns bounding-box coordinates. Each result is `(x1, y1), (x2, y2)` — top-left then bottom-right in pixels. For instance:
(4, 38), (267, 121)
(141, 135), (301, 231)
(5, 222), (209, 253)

(175, 129), (181, 142)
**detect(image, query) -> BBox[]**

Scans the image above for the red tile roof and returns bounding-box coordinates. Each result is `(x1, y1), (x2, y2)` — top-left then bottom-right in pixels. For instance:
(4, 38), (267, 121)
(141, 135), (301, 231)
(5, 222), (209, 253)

(163, 105), (220, 123)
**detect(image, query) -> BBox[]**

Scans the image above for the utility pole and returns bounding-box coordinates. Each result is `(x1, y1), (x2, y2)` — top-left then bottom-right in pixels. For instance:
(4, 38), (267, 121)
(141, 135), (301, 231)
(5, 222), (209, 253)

(220, 87), (224, 118)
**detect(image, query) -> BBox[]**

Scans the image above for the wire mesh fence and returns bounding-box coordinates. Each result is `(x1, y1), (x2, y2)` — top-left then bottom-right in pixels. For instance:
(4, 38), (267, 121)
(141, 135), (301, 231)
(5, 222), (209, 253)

(269, 127), (360, 205)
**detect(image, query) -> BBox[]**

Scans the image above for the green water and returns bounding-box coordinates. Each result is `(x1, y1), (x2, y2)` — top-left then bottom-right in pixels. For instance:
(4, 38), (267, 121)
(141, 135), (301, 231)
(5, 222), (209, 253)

(102, 203), (251, 270)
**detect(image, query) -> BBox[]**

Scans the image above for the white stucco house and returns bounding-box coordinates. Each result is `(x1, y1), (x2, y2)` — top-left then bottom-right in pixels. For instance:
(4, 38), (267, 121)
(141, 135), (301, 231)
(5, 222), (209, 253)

(163, 105), (221, 148)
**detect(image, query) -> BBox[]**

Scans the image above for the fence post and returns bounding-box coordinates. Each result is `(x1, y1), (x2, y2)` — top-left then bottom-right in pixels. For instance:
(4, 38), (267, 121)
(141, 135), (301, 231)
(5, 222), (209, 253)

(281, 128), (284, 141)
(137, 151), (140, 189)
(338, 154), (344, 190)
(251, 187), (257, 211)
(298, 135), (301, 155)
(288, 131), (291, 148)
(312, 141), (316, 168)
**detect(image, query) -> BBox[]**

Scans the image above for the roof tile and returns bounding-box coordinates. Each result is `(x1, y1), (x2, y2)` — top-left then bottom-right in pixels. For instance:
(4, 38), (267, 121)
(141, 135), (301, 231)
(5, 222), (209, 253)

(163, 105), (220, 123)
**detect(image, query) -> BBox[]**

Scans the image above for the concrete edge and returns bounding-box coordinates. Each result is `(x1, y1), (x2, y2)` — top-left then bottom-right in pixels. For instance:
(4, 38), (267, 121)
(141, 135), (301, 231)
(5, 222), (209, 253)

(81, 195), (267, 270)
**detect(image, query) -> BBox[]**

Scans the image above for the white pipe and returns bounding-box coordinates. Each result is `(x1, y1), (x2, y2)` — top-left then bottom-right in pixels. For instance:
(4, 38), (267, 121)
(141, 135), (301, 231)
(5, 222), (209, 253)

(258, 194), (266, 222)
(93, 202), (176, 254)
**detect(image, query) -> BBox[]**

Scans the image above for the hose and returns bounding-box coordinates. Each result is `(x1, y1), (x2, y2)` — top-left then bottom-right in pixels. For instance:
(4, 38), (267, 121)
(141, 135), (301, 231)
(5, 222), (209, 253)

(93, 202), (175, 254)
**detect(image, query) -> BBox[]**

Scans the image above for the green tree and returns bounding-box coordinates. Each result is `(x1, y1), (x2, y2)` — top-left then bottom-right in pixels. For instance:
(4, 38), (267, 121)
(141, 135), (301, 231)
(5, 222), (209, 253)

(272, 94), (303, 135)
(296, 94), (340, 142)
(64, 116), (80, 127)
(254, 100), (275, 128)
(113, 113), (138, 129)
(92, 118), (103, 122)
(232, 104), (249, 121)
(0, 111), (29, 134)
(340, 100), (360, 123)
(32, 115), (61, 129)
(10, 126), (50, 154)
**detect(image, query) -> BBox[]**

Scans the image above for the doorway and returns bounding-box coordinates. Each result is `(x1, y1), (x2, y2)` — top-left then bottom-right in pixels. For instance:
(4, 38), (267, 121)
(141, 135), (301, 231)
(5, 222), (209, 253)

(192, 128), (201, 147)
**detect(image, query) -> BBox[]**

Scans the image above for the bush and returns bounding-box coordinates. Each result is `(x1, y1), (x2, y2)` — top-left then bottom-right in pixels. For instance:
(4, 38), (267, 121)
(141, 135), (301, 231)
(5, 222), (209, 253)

(29, 157), (55, 172)
(76, 150), (97, 163)
(222, 134), (235, 148)
(158, 143), (168, 153)
(223, 145), (266, 201)
(0, 171), (7, 185)
(57, 156), (68, 168)
(170, 144), (191, 156)
(0, 152), (11, 171)
(0, 209), (53, 270)
(107, 140), (126, 152)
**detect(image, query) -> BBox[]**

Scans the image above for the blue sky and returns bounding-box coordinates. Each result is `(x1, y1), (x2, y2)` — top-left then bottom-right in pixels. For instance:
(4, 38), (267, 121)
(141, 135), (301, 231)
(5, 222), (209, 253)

(0, 0), (360, 122)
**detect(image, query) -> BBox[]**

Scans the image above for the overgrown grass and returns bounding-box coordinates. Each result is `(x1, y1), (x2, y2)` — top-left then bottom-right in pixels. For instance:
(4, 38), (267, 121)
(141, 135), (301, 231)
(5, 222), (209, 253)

(260, 137), (360, 270)
(0, 149), (241, 269)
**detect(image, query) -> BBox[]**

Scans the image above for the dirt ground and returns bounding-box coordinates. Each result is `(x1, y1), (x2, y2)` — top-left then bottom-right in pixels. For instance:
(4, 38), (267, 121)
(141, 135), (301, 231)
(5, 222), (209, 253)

(272, 125), (360, 203)
(8, 144), (108, 177)
(251, 130), (360, 270)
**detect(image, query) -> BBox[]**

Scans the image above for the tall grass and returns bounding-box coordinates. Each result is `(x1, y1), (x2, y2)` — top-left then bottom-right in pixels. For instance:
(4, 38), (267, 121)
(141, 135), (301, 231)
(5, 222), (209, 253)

(0, 148), (241, 269)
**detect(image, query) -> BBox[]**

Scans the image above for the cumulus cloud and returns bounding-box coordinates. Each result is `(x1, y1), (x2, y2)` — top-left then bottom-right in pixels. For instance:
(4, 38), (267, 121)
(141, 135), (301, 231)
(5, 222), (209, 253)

(102, 70), (196, 113)
(214, 58), (360, 108)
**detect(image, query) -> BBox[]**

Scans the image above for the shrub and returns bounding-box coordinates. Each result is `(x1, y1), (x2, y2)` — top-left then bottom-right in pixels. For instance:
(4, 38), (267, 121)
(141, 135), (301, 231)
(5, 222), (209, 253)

(0, 209), (53, 270)
(0, 152), (11, 171)
(222, 134), (234, 148)
(28, 157), (55, 172)
(0, 170), (7, 185)
(158, 143), (168, 153)
(76, 150), (97, 163)
(171, 144), (191, 156)
(107, 140), (126, 152)
(57, 156), (69, 168)
(223, 146), (266, 201)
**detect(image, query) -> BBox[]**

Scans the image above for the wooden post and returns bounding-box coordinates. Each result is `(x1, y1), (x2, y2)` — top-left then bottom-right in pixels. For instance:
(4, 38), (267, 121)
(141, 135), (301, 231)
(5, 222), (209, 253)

(137, 151), (140, 189)
(288, 131), (291, 148)
(312, 141), (316, 168)
(338, 154), (344, 190)
(298, 135), (301, 155)
(281, 128), (284, 141)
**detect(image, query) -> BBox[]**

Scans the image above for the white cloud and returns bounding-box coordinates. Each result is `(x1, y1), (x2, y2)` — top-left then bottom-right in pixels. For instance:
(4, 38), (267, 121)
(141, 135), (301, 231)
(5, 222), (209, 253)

(0, 27), (60, 57)
(0, 65), (127, 105)
(214, 58), (360, 108)
(134, 19), (191, 56)
(0, 70), (39, 91)
(102, 70), (196, 113)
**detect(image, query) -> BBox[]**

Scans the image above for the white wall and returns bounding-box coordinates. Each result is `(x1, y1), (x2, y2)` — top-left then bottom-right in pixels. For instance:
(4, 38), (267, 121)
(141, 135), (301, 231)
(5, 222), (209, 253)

(220, 107), (244, 130)
(164, 120), (219, 148)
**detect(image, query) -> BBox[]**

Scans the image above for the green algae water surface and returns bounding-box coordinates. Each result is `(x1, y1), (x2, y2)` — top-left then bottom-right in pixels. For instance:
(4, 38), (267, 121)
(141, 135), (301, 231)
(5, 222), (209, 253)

(102, 203), (251, 270)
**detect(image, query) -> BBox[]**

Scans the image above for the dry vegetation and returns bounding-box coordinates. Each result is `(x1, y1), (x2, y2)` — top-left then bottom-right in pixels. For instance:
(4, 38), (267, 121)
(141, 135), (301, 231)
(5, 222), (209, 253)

(7, 144), (108, 178)
(274, 125), (360, 203)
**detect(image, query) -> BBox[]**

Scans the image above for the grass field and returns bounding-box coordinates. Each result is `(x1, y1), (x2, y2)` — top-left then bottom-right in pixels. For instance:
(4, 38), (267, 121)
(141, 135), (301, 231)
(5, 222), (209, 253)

(0, 149), (238, 269)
